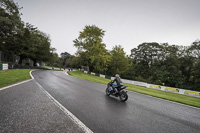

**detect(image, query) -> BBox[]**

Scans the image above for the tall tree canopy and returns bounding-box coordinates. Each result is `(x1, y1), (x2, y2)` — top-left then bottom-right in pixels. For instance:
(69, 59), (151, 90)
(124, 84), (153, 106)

(60, 52), (71, 66)
(108, 45), (129, 76)
(73, 25), (111, 73)
(130, 41), (200, 91)
(0, 0), (52, 66)
(0, 0), (24, 54)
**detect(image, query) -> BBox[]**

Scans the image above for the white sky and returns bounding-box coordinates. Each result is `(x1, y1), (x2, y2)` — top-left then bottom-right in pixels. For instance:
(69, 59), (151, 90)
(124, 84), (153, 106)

(14, 0), (200, 56)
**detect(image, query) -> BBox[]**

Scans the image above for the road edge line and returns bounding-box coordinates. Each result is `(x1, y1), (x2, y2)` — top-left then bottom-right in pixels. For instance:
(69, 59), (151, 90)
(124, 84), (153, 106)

(30, 70), (35, 79)
(30, 71), (93, 133)
(64, 70), (69, 76)
(0, 70), (36, 91)
(0, 79), (33, 91)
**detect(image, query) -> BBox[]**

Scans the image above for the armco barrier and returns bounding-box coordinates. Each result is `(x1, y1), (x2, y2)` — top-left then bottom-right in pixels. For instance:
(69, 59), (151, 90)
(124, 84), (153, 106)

(149, 84), (161, 89)
(100, 74), (105, 78)
(80, 70), (200, 98)
(165, 87), (179, 93)
(0, 63), (8, 70)
(84, 71), (87, 74)
(179, 89), (185, 95)
(3, 64), (8, 70)
(133, 81), (147, 87)
(91, 72), (95, 75)
(111, 77), (115, 80)
(184, 90), (200, 97)
(121, 79), (133, 84)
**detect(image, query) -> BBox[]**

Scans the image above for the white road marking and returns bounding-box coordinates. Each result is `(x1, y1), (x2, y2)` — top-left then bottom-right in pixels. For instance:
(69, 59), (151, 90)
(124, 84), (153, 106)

(0, 79), (33, 91)
(34, 80), (93, 133)
(30, 70), (35, 79)
(31, 70), (93, 133)
(63, 70), (69, 76)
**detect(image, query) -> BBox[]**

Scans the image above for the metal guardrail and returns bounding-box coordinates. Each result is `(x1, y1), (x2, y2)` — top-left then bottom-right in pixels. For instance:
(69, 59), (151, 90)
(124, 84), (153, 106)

(83, 71), (200, 98)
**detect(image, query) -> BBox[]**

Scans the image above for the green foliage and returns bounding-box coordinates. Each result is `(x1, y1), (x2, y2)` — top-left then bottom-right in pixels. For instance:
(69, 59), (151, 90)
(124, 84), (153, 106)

(19, 23), (51, 65)
(130, 41), (200, 91)
(71, 26), (200, 91)
(47, 51), (60, 67)
(73, 25), (111, 73)
(0, 0), (24, 54)
(0, 0), (52, 66)
(60, 52), (71, 66)
(108, 45), (129, 76)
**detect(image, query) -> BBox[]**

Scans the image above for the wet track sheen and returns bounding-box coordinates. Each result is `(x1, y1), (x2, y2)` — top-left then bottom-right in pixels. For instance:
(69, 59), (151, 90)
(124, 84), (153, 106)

(32, 70), (200, 133)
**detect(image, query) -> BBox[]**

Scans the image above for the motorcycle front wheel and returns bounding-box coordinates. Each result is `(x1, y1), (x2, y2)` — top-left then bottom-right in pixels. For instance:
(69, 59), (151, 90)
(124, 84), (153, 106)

(105, 88), (111, 96)
(119, 91), (128, 102)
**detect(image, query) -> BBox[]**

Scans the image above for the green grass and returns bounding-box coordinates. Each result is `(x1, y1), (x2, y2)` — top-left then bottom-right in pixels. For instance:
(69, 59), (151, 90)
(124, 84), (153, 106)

(0, 69), (32, 88)
(44, 66), (52, 68)
(44, 66), (59, 69)
(44, 66), (63, 71)
(68, 71), (200, 108)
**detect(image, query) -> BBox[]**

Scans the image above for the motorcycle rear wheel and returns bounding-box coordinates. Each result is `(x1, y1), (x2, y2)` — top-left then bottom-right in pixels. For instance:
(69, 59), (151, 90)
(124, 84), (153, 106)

(119, 91), (128, 102)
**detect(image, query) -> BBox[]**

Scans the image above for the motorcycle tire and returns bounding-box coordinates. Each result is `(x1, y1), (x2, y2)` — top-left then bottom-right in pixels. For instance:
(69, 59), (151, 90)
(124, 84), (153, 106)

(105, 88), (111, 96)
(119, 91), (128, 102)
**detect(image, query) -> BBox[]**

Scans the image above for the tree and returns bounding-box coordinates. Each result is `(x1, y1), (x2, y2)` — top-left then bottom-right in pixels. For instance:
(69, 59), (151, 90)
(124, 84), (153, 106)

(108, 45), (129, 76)
(48, 52), (60, 67)
(0, 1), (52, 66)
(189, 39), (200, 58)
(190, 58), (200, 90)
(185, 39), (200, 90)
(130, 42), (184, 85)
(20, 24), (51, 66)
(73, 25), (111, 73)
(130, 42), (164, 80)
(60, 52), (71, 66)
(0, 0), (24, 54)
(30, 31), (51, 66)
(17, 23), (37, 64)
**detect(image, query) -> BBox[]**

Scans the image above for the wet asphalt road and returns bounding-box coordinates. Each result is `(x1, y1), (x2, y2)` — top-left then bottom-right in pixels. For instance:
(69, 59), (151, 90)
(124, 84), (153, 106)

(31, 70), (200, 133)
(1, 70), (200, 133)
(0, 79), (85, 133)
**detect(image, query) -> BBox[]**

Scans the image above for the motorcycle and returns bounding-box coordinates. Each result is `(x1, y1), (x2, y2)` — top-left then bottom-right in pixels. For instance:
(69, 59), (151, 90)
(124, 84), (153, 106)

(105, 81), (128, 102)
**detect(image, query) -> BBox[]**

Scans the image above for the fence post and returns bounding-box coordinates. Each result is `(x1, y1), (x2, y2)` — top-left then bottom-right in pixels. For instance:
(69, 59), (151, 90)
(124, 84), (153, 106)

(0, 63), (2, 70)
(0, 51), (2, 63)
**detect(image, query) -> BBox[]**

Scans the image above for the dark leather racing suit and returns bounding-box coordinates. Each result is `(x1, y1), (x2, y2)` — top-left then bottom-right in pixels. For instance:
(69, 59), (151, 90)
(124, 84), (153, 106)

(112, 76), (123, 92)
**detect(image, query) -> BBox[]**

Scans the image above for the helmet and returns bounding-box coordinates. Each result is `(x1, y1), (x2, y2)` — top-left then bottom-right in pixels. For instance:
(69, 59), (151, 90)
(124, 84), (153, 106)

(115, 74), (119, 77)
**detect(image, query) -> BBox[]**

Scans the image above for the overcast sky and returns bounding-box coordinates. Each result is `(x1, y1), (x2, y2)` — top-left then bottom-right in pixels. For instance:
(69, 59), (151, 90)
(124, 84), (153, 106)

(14, 0), (200, 56)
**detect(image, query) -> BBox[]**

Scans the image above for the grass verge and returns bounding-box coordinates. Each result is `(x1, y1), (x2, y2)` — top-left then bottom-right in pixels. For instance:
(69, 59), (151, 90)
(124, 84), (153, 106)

(68, 70), (200, 108)
(44, 66), (63, 71)
(0, 69), (32, 88)
(44, 66), (55, 69)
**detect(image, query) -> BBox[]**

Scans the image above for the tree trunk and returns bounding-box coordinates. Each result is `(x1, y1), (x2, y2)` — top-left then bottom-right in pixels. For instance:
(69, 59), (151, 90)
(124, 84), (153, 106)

(19, 56), (24, 65)
(33, 59), (37, 66)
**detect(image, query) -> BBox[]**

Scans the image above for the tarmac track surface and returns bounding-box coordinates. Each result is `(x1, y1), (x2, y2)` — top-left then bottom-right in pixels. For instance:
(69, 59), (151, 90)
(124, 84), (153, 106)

(31, 70), (200, 133)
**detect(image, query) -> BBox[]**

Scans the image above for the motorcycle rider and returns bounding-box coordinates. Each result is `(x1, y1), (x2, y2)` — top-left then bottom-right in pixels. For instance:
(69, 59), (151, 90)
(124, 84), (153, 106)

(112, 74), (123, 93)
